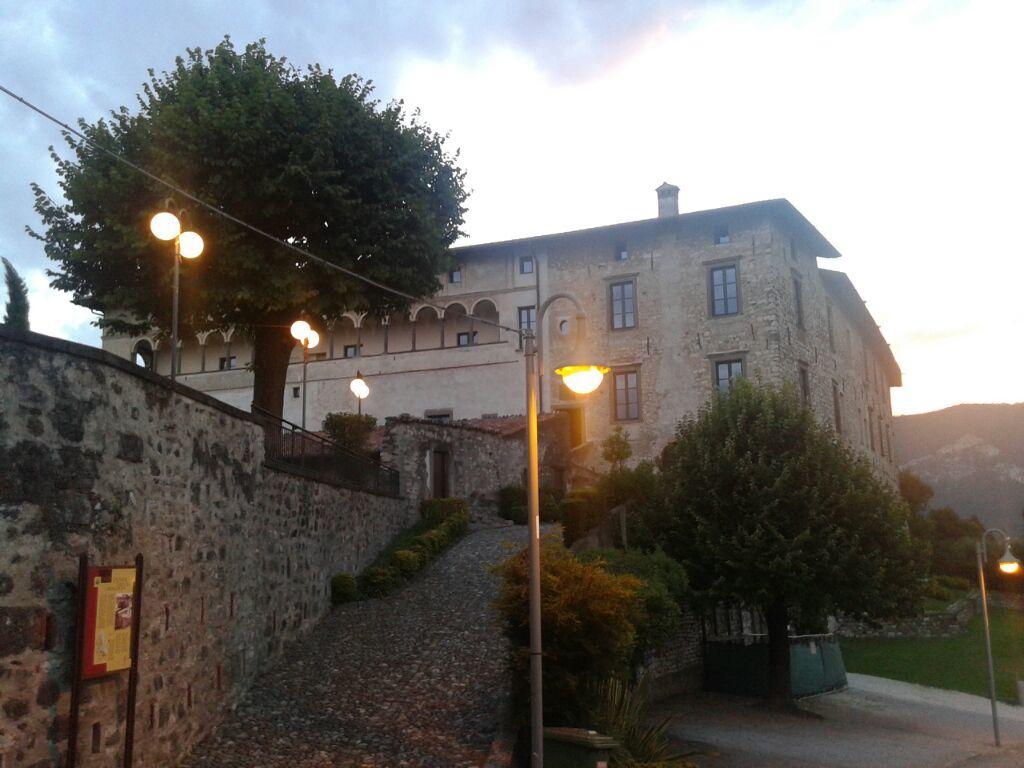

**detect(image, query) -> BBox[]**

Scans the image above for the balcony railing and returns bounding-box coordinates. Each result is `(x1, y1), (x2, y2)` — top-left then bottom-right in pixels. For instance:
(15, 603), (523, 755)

(252, 405), (399, 497)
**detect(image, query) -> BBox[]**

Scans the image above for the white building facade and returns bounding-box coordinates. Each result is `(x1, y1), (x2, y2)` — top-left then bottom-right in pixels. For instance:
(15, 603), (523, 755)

(103, 186), (901, 479)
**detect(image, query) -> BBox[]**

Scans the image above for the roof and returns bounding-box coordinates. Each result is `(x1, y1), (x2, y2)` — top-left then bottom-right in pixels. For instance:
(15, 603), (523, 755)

(819, 269), (902, 386)
(452, 198), (842, 260)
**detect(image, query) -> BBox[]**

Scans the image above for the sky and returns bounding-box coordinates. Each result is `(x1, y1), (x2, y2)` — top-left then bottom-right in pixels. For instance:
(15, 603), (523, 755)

(1, 0), (1021, 416)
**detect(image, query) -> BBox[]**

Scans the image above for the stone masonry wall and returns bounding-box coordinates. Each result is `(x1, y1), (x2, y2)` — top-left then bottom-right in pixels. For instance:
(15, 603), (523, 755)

(380, 414), (570, 518)
(0, 328), (417, 767)
(642, 611), (704, 701)
(835, 596), (977, 639)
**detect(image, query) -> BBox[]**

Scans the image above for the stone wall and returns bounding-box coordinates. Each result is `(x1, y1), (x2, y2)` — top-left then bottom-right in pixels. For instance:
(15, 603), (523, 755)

(641, 611), (704, 701)
(379, 414), (570, 519)
(835, 596), (977, 639)
(0, 328), (418, 767)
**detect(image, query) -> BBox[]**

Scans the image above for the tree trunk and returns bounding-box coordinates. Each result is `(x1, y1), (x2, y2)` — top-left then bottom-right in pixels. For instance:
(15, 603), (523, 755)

(765, 602), (793, 709)
(251, 321), (295, 422)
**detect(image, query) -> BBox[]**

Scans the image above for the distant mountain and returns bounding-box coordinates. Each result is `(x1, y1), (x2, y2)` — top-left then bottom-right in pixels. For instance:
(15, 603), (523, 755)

(894, 403), (1024, 533)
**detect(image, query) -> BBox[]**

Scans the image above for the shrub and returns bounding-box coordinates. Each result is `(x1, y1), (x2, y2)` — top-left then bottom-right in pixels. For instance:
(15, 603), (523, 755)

(359, 565), (401, 598)
(441, 509), (470, 538)
(330, 573), (358, 605)
(321, 411), (378, 453)
(579, 548), (689, 653)
(498, 485), (527, 520)
(561, 487), (607, 546)
(601, 425), (633, 469)
(391, 549), (422, 578)
(499, 485), (563, 524)
(421, 497), (469, 527)
(494, 535), (642, 725)
(937, 575), (971, 592)
(508, 504), (528, 526)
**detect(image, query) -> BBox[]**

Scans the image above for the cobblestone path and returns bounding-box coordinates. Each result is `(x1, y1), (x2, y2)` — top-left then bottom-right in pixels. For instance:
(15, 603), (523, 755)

(183, 523), (527, 767)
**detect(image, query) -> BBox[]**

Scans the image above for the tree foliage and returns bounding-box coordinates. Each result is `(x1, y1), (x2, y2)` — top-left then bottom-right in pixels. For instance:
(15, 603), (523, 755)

(602, 425), (633, 469)
(2, 258), (29, 330)
(321, 411), (377, 453)
(30, 37), (467, 416)
(650, 379), (919, 703)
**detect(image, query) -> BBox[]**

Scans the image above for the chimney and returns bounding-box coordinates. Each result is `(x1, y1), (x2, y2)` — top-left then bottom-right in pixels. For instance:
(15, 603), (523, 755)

(656, 182), (679, 219)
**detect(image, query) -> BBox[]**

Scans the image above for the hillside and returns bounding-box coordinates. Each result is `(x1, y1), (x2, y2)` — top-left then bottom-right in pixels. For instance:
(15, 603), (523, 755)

(894, 403), (1024, 533)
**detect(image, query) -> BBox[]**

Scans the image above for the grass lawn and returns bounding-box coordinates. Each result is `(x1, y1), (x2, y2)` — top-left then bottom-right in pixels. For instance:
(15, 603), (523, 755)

(842, 607), (1024, 704)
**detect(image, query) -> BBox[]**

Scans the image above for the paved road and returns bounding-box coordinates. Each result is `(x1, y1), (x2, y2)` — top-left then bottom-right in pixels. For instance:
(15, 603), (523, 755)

(182, 523), (525, 767)
(662, 673), (1024, 768)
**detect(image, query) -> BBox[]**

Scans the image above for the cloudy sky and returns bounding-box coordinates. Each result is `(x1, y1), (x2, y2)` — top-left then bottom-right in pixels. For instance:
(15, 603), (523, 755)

(1, 0), (1021, 415)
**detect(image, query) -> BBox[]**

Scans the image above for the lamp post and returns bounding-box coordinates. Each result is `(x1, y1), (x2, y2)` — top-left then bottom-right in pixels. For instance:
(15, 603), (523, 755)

(150, 209), (204, 383)
(289, 320), (319, 430)
(977, 527), (1021, 746)
(523, 293), (609, 768)
(350, 371), (370, 415)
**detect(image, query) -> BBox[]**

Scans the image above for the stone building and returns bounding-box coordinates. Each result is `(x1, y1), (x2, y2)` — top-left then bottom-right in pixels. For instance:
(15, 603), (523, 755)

(103, 185), (900, 478)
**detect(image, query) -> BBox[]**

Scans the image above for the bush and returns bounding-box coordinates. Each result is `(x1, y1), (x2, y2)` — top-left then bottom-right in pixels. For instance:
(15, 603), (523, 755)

(322, 411), (378, 453)
(359, 565), (400, 598)
(561, 487), (607, 546)
(508, 504), (528, 526)
(421, 497), (469, 527)
(498, 485), (527, 520)
(441, 509), (470, 538)
(937, 575), (971, 592)
(494, 535), (643, 726)
(330, 573), (358, 605)
(579, 548), (689, 653)
(391, 549), (422, 578)
(498, 485), (563, 524)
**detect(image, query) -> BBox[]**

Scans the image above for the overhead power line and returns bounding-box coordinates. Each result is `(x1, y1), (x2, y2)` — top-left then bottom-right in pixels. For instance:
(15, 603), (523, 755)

(0, 82), (521, 336)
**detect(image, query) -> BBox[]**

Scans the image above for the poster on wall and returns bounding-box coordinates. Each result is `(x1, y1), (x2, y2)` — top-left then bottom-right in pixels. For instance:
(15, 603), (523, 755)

(82, 566), (137, 679)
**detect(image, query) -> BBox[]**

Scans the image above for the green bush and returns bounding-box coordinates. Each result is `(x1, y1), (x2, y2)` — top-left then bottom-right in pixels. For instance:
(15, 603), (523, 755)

(359, 565), (401, 598)
(330, 573), (358, 605)
(441, 509), (470, 538)
(421, 497), (469, 527)
(508, 504), (528, 526)
(321, 411), (378, 453)
(499, 485), (563, 524)
(562, 487), (608, 546)
(579, 548), (689, 653)
(391, 549), (422, 578)
(498, 485), (527, 520)
(495, 535), (643, 726)
(937, 575), (971, 592)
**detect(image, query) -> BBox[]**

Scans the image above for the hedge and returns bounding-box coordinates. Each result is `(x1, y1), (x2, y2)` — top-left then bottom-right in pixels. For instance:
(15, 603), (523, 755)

(332, 498), (470, 604)
(497, 484), (565, 525)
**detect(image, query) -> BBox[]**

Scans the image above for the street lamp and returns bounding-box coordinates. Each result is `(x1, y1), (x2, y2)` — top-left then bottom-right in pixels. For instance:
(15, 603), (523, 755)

(150, 208), (204, 383)
(290, 320), (320, 430)
(977, 528), (1021, 746)
(523, 292), (607, 768)
(350, 371), (370, 415)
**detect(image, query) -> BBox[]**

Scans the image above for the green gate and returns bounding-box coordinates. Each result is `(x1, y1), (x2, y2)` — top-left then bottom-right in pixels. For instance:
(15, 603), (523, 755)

(704, 634), (847, 697)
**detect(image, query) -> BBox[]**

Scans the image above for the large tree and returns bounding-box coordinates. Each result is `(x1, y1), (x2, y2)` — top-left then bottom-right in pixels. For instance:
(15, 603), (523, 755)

(2, 258), (30, 330)
(654, 379), (919, 706)
(30, 38), (467, 417)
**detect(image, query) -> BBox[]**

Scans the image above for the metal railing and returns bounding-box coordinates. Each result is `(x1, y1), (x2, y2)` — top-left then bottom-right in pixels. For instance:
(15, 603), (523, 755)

(252, 405), (399, 497)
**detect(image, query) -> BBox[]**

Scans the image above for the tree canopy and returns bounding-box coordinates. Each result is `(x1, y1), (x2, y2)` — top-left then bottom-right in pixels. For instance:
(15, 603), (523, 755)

(2, 258), (30, 330)
(650, 379), (919, 703)
(30, 37), (467, 416)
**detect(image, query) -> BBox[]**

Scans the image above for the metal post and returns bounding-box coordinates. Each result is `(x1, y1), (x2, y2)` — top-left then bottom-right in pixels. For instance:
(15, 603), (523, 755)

(357, 395), (362, 416)
(123, 553), (144, 767)
(170, 240), (180, 383)
(301, 339), (309, 430)
(978, 541), (1001, 746)
(524, 331), (544, 768)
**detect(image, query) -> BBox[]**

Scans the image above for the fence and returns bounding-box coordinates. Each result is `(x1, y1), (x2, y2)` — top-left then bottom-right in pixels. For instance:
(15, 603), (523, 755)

(253, 405), (400, 497)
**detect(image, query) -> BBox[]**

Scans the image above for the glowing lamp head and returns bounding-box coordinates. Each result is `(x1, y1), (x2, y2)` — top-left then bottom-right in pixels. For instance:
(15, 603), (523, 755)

(999, 544), (1021, 575)
(177, 230), (204, 259)
(305, 329), (320, 350)
(290, 320), (312, 341)
(350, 371), (370, 400)
(150, 211), (181, 241)
(555, 364), (610, 395)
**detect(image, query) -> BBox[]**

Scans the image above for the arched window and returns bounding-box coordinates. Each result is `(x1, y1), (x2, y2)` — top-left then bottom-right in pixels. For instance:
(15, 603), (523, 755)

(132, 339), (154, 370)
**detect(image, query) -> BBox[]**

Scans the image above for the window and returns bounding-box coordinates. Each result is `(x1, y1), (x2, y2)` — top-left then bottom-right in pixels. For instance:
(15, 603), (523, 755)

(615, 242), (629, 261)
(609, 280), (637, 329)
(218, 355), (237, 371)
(827, 305), (835, 352)
(343, 344), (359, 358)
(709, 265), (739, 316)
(518, 306), (536, 333)
(793, 277), (804, 328)
(448, 267), (462, 284)
(519, 255), (534, 275)
(798, 364), (810, 404)
(425, 409), (452, 425)
(567, 408), (584, 447)
(456, 331), (477, 347)
(832, 381), (843, 434)
(613, 370), (640, 421)
(714, 225), (730, 245)
(715, 359), (743, 393)
(292, 386), (300, 399)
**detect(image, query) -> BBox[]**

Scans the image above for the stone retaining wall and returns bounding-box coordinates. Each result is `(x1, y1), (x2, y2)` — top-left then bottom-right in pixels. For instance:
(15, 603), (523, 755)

(642, 611), (704, 700)
(0, 328), (417, 767)
(835, 595), (977, 639)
